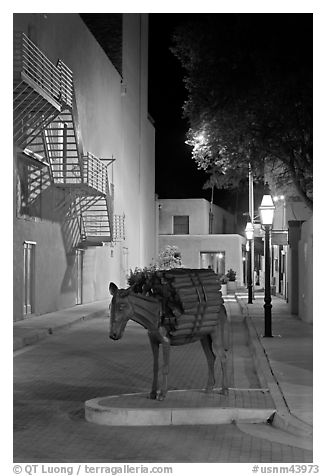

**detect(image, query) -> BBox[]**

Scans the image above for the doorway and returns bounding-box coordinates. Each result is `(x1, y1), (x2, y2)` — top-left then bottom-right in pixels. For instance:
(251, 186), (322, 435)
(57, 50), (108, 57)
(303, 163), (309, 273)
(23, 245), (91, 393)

(76, 248), (84, 304)
(200, 251), (225, 275)
(23, 241), (36, 316)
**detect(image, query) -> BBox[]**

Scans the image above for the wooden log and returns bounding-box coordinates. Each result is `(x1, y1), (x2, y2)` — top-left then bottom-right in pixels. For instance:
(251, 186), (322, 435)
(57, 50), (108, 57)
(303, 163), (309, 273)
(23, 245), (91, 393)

(175, 315), (196, 323)
(182, 306), (221, 315)
(183, 305), (221, 314)
(182, 299), (221, 309)
(203, 292), (223, 300)
(171, 269), (214, 275)
(172, 282), (195, 290)
(166, 270), (216, 280)
(164, 272), (190, 279)
(181, 312), (219, 324)
(175, 311), (222, 326)
(170, 273), (193, 280)
(176, 289), (198, 297)
(170, 336), (197, 346)
(198, 285), (221, 293)
(174, 320), (218, 331)
(178, 294), (199, 302)
(203, 290), (221, 297)
(192, 270), (216, 276)
(170, 326), (216, 338)
(170, 277), (219, 290)
(202, 284), (219, 290)
(200, 273), (219, 277)
(177, 295), (199, 304)
(198, 275), (219, 281)
(175, 314), (219, 325)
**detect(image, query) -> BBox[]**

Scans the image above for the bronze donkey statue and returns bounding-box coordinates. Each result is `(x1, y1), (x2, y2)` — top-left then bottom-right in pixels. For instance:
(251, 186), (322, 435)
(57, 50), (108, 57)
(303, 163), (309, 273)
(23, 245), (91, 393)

(108, 270), (229, 401)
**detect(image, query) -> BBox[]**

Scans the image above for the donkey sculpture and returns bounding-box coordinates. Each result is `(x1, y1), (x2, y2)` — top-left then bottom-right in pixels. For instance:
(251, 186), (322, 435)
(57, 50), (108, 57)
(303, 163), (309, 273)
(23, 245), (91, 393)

(108, 268), (229, 401)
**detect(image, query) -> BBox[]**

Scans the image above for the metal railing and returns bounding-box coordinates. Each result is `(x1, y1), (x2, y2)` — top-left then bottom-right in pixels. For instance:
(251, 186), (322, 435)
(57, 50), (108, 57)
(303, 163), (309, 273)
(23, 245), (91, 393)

(113, 214), (125, 241)
(14, 32), (73, 108)
(83, 153), (107, 194)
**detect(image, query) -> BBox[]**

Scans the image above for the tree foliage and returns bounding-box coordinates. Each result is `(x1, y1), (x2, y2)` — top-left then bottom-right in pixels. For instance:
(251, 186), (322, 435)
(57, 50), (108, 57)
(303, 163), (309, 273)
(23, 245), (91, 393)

(171, 14), (313, 208)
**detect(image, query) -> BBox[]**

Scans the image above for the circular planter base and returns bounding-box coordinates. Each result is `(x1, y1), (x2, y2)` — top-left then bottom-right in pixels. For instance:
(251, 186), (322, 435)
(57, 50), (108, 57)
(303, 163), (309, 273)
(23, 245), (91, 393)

(85, 389), (275, 426)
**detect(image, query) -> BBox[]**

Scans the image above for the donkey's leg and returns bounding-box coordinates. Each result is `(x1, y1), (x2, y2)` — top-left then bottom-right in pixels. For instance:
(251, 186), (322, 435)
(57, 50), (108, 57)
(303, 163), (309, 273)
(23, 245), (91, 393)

(221, 304), (230, 351)
(200, 335), (216, 392)
(148, 332), (160, 399)
(211, 323), (228, 395)
(157, 338), (170, 401)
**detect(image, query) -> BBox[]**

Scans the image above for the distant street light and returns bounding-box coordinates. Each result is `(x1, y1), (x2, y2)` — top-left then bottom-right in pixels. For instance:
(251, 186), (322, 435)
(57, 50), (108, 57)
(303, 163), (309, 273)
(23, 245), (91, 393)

(259, 186), (275, 337)
(245, 221), (254, 304)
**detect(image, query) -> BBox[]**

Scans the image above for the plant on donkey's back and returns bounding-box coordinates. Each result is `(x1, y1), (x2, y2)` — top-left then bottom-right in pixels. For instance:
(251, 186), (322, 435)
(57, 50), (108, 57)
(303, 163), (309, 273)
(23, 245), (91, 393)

(127, 245), (183, 314)
(226, 268), (236, 281)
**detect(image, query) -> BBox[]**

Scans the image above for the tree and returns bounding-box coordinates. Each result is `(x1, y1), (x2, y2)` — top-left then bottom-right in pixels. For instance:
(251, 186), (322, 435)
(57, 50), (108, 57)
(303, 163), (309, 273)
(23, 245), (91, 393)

(171, 14), (313, 209)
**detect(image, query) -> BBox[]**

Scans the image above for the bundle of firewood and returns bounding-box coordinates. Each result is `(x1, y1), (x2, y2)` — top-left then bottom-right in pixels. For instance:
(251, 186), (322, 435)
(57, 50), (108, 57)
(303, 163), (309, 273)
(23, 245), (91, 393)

(129, 268), (224, 342)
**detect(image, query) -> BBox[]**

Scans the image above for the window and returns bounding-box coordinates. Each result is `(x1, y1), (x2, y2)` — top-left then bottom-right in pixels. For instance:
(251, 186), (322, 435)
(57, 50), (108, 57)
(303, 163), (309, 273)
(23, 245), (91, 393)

(173, 215), (189, 234)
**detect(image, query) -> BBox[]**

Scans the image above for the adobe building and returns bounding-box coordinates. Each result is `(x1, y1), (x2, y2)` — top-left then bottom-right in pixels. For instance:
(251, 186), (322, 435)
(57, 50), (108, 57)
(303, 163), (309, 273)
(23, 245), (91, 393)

(158, 198), (246, 286)
(13, 14), (156, 321)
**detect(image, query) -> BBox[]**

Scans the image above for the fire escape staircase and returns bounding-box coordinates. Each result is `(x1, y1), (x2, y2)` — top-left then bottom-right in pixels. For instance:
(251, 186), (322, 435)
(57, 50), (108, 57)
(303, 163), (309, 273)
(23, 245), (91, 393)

(13, 31), (114, 246)
(13, 32), (73, 149)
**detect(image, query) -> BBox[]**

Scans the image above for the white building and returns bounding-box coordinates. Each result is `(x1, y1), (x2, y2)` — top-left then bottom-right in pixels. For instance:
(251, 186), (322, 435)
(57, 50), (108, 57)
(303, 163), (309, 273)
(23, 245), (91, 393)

(158, 198), (246, 286)
(13, 14), (156, 321)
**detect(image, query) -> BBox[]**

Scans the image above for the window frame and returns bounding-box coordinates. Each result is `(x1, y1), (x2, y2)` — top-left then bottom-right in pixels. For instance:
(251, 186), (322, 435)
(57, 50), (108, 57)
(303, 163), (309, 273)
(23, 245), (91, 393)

(173, 215), (189, 235)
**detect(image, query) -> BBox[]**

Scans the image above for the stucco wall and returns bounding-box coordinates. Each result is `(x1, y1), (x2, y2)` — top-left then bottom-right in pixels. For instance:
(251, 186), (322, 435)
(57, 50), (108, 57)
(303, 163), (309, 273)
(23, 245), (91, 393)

(298, 217), (313, 323)
(159, 234), (246, 285)
(13, 14), (155, 320)
(121, 14), (156, 269)
(159, 198), (235, 235)
(273, 198), (312, 230)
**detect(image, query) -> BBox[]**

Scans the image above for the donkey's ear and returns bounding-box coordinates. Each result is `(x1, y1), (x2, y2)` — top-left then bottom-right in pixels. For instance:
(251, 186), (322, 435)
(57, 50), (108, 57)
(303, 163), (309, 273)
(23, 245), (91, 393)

(109, 282), (118, 296)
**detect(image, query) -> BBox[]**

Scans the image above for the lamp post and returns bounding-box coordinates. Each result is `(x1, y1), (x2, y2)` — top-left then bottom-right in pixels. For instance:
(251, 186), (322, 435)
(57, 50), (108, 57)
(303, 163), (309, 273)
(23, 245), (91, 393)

(245, 221), (254, 304)
(259, 188), (275, 338)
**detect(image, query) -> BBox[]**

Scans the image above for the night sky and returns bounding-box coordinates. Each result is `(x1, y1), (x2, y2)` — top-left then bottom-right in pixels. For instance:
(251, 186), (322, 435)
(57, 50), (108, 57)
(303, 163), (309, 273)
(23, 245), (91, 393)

(148, 13), (258, 214)
(83, 13), (312, 215)
(148, 13), (312, 218)
(148, 14), (211, 202)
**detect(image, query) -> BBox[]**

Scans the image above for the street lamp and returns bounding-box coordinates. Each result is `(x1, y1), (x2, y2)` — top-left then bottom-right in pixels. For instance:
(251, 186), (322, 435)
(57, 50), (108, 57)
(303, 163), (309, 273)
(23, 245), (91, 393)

(259, 187), (276, 337)
(245, 221), (254, 304)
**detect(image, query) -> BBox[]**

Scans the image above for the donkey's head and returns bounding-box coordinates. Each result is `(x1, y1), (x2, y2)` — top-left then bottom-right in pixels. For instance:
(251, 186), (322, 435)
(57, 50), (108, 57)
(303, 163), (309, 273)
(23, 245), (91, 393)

(109, 282), (134, 340)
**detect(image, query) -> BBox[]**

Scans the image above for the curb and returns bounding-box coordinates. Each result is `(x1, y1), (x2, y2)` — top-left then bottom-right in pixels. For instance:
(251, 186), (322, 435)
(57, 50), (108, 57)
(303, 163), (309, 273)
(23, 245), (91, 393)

(13, 309), (106, 352)
(235, 293), (313, 439)
(85, 391), (275, 427)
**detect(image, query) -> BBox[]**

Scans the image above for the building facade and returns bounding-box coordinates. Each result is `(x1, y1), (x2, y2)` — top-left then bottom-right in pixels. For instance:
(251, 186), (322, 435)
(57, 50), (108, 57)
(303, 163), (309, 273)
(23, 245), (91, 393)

(158, 198), (246, 285)
(265, 183), (313, 322)
(13, 14), (156, 321)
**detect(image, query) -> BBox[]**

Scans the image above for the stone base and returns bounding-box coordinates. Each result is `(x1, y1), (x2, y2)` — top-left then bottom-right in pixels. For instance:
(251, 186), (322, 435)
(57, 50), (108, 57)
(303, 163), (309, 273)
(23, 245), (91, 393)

(85, 389), (275, 426)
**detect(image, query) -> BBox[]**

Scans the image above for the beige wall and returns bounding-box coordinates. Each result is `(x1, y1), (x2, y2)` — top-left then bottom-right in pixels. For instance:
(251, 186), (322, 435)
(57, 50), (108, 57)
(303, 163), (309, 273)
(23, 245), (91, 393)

(159, 234), (246, 286)
(273, 198), (312, 230)
(13, 14), (155, 320)
(298, 217), (313, 323)
(159, 198), (235, 235)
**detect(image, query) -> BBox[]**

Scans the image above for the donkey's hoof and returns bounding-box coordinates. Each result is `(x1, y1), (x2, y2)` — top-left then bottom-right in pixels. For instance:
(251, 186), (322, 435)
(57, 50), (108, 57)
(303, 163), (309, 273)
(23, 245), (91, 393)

(220, 387), (229, 396)
(204, 387), (214, 394)
(157, 392), (166, 401)
(148, 391), (157, 400)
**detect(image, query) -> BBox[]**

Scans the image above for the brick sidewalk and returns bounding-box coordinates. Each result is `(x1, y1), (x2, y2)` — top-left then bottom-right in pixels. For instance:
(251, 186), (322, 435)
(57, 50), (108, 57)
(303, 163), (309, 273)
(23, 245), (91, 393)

(13, 298), (313, 462)
(235, 290), (313, 435)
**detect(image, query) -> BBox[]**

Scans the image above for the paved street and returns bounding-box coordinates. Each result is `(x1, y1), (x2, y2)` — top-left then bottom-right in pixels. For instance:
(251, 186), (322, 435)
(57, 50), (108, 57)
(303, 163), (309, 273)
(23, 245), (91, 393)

(13, 300), (312, 463)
